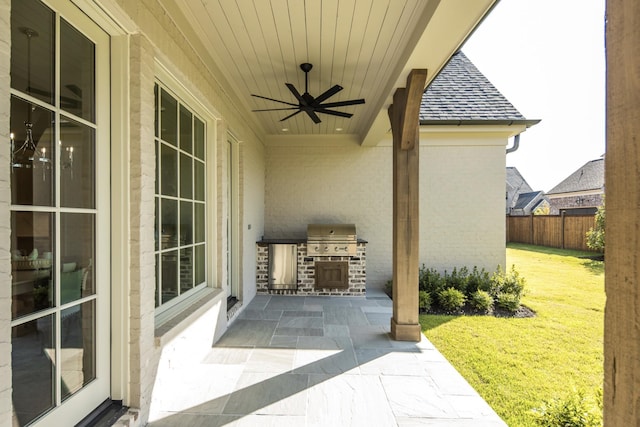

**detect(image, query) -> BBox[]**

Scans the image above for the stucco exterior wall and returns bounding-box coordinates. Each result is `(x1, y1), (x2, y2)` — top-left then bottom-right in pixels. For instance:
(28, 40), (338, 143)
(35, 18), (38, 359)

(265, 131), (508, 289)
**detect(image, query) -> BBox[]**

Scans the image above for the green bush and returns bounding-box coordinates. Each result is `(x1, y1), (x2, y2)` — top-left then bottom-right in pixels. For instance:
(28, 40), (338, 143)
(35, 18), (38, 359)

(418, 290), (432, 312)
(496, 293), (521, 312)
(489, 265), (526, 312)
(419, 265), (445, 295)
(466, 266), (492, 294)
(469, 290), (493, 313)
(586, 200), (605, 253)
(533, 389), (602, 427)
(438, 287), (466, 313)
(384, 279), (393, 297)
(446, 266), (469, 293)
(490, 265), (526, 297)
(388, 264), (527, 315)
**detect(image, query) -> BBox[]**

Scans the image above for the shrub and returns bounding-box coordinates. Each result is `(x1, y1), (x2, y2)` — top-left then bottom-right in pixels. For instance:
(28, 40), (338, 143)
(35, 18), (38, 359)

(533, 389), (601, 427)
(490, 265), (526, 312)
(438, 287), (466, 312)
(491, 265), (526, 296)
(469, 290), (493, 313)
(467, 266), (492, 294)
(419, 265), (445, 295)
(496, 293), (521, 312)
(384, 279), (393, 297)
(447, 266), (469, 293)
(586, 200), (605, 253)
(418, 290), (432, 312)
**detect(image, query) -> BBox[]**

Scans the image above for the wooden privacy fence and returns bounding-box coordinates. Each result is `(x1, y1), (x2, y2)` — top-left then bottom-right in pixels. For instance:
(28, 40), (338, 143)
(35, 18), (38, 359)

(506, 214), (597, 251)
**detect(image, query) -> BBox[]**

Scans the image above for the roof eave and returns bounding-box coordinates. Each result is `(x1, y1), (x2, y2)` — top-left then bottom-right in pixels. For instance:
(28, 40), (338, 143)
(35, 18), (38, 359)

(420, 119), (541, 127)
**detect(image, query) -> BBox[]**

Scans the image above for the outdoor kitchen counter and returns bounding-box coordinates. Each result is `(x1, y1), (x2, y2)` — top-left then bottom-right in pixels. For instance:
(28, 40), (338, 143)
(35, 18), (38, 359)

(257, 238), (368, 244)
(256, 238), (368, 296)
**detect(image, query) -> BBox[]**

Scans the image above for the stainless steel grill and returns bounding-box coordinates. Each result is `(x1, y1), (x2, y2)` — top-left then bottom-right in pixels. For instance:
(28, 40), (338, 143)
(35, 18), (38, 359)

(307, 223), (357, 256)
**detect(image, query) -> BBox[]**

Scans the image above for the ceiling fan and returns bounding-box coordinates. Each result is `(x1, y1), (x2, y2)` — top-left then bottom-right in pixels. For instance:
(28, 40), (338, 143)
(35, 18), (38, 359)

(251, 63), (365, 124)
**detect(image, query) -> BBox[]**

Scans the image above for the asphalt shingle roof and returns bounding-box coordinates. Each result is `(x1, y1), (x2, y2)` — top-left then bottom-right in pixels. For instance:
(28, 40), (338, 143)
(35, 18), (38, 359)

(514, 191), (543, 210)
(420, 51), (527, 122)
(547, 158), (605, 194)
(506, 167), (533, 194)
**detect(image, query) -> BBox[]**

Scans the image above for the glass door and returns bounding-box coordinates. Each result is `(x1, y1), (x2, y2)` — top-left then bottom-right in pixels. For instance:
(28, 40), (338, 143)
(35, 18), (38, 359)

(9, 0), (110, 425)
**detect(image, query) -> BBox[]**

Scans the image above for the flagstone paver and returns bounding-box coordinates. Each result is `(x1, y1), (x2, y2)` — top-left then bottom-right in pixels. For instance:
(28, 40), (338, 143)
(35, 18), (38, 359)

(148, 290), (506, 426)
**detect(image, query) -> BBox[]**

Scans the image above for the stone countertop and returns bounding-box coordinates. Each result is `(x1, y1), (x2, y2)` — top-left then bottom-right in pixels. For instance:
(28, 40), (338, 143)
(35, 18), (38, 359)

(257, 238), (368, 244)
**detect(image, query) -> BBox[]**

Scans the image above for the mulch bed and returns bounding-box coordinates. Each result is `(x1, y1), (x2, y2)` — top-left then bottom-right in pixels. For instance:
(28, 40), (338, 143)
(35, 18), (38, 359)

(420, 305), (536, 318)
(580, 254), (605, 261)
(385, 290), (536, 318)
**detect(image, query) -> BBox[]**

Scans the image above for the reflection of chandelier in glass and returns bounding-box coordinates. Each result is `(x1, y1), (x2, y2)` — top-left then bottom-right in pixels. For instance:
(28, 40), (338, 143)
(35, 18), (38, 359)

(61, 142), (74, 180)
(11, 27), (50, 180)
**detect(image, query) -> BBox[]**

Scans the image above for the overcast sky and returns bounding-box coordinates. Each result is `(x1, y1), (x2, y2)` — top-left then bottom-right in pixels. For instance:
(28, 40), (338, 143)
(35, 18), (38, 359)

(463, 0), (606, 192)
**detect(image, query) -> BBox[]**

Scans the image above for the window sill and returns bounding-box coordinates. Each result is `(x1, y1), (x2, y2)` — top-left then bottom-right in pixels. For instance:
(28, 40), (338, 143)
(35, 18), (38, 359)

(154, 287), (224, 348)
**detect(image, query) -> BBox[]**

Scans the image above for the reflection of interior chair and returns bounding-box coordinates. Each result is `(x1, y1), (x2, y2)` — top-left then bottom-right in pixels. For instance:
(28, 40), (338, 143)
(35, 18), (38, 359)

(60, 267), (88, 344)
(61, 268), (83, 305)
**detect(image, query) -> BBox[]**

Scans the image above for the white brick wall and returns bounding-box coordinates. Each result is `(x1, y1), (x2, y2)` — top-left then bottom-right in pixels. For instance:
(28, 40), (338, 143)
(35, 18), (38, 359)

(110, 2), (266, 424)
(0, 2), (10, 425)
(265, 133), (508, 289)
(265, 143), (392, 288)
(128, 33), (158, 422)
(422, 140), (506, 272)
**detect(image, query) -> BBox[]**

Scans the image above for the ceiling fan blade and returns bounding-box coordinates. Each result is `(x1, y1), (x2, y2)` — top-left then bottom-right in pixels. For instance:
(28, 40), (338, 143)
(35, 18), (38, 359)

(305, 110), (322, 124)
(252, 107), (299, 112)
(285, 83), (307, 105)
(313, 85), (343, 105)
(279, 110), (303, 122)
(315, 108), (353, 118)
(318, 98), (366, 108)
(251, 94), (298, 107)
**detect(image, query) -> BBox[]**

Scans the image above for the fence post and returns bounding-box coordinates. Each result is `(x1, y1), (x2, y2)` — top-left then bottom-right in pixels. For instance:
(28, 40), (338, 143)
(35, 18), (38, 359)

(561, 211), (565, 249)
(506, 215), (509, 243)
(530, 215), (534, 245)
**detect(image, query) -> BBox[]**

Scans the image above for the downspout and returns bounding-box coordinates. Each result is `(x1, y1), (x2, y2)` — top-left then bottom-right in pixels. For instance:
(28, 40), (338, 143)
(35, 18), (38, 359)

(506, 134), (521, 154)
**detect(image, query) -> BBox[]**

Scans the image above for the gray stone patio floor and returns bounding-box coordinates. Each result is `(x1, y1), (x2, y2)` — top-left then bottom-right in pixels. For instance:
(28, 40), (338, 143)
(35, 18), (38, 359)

(147, 291), (506, 426)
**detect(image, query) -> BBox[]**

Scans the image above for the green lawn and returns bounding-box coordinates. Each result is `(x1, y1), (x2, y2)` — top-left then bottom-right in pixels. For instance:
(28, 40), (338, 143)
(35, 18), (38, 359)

(420, 243), (604, 426)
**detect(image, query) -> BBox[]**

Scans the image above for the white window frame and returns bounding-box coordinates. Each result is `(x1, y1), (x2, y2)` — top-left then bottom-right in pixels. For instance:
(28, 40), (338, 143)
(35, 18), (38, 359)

(9, 0), (111, 425)
(153, 62), (217, 324)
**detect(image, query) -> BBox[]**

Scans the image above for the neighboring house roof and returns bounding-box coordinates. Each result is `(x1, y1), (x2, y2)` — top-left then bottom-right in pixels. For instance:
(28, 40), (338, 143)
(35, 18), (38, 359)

(513, 191), (543, 210)
(506, 167), (533, 194)
(547, 158), (605, 195)
(420, 51), (539, 126)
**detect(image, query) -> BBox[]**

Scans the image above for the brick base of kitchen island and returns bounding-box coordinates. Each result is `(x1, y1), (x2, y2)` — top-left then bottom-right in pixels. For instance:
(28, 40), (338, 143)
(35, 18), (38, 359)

(256, 241), (366, 296)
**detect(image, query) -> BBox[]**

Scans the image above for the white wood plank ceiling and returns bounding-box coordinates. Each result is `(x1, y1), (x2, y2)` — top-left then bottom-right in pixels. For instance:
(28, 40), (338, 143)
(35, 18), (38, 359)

(162, 0), (496, 141)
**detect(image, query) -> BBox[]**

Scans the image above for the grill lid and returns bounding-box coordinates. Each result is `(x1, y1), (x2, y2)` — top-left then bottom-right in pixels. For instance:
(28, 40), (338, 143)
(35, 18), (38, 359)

(307, 224), (356, 241)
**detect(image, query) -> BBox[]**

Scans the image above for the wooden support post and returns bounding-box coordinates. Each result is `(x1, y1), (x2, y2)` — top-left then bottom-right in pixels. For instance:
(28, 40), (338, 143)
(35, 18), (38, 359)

(388, 69), (427, 341)
(604, 0), (640, 424)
